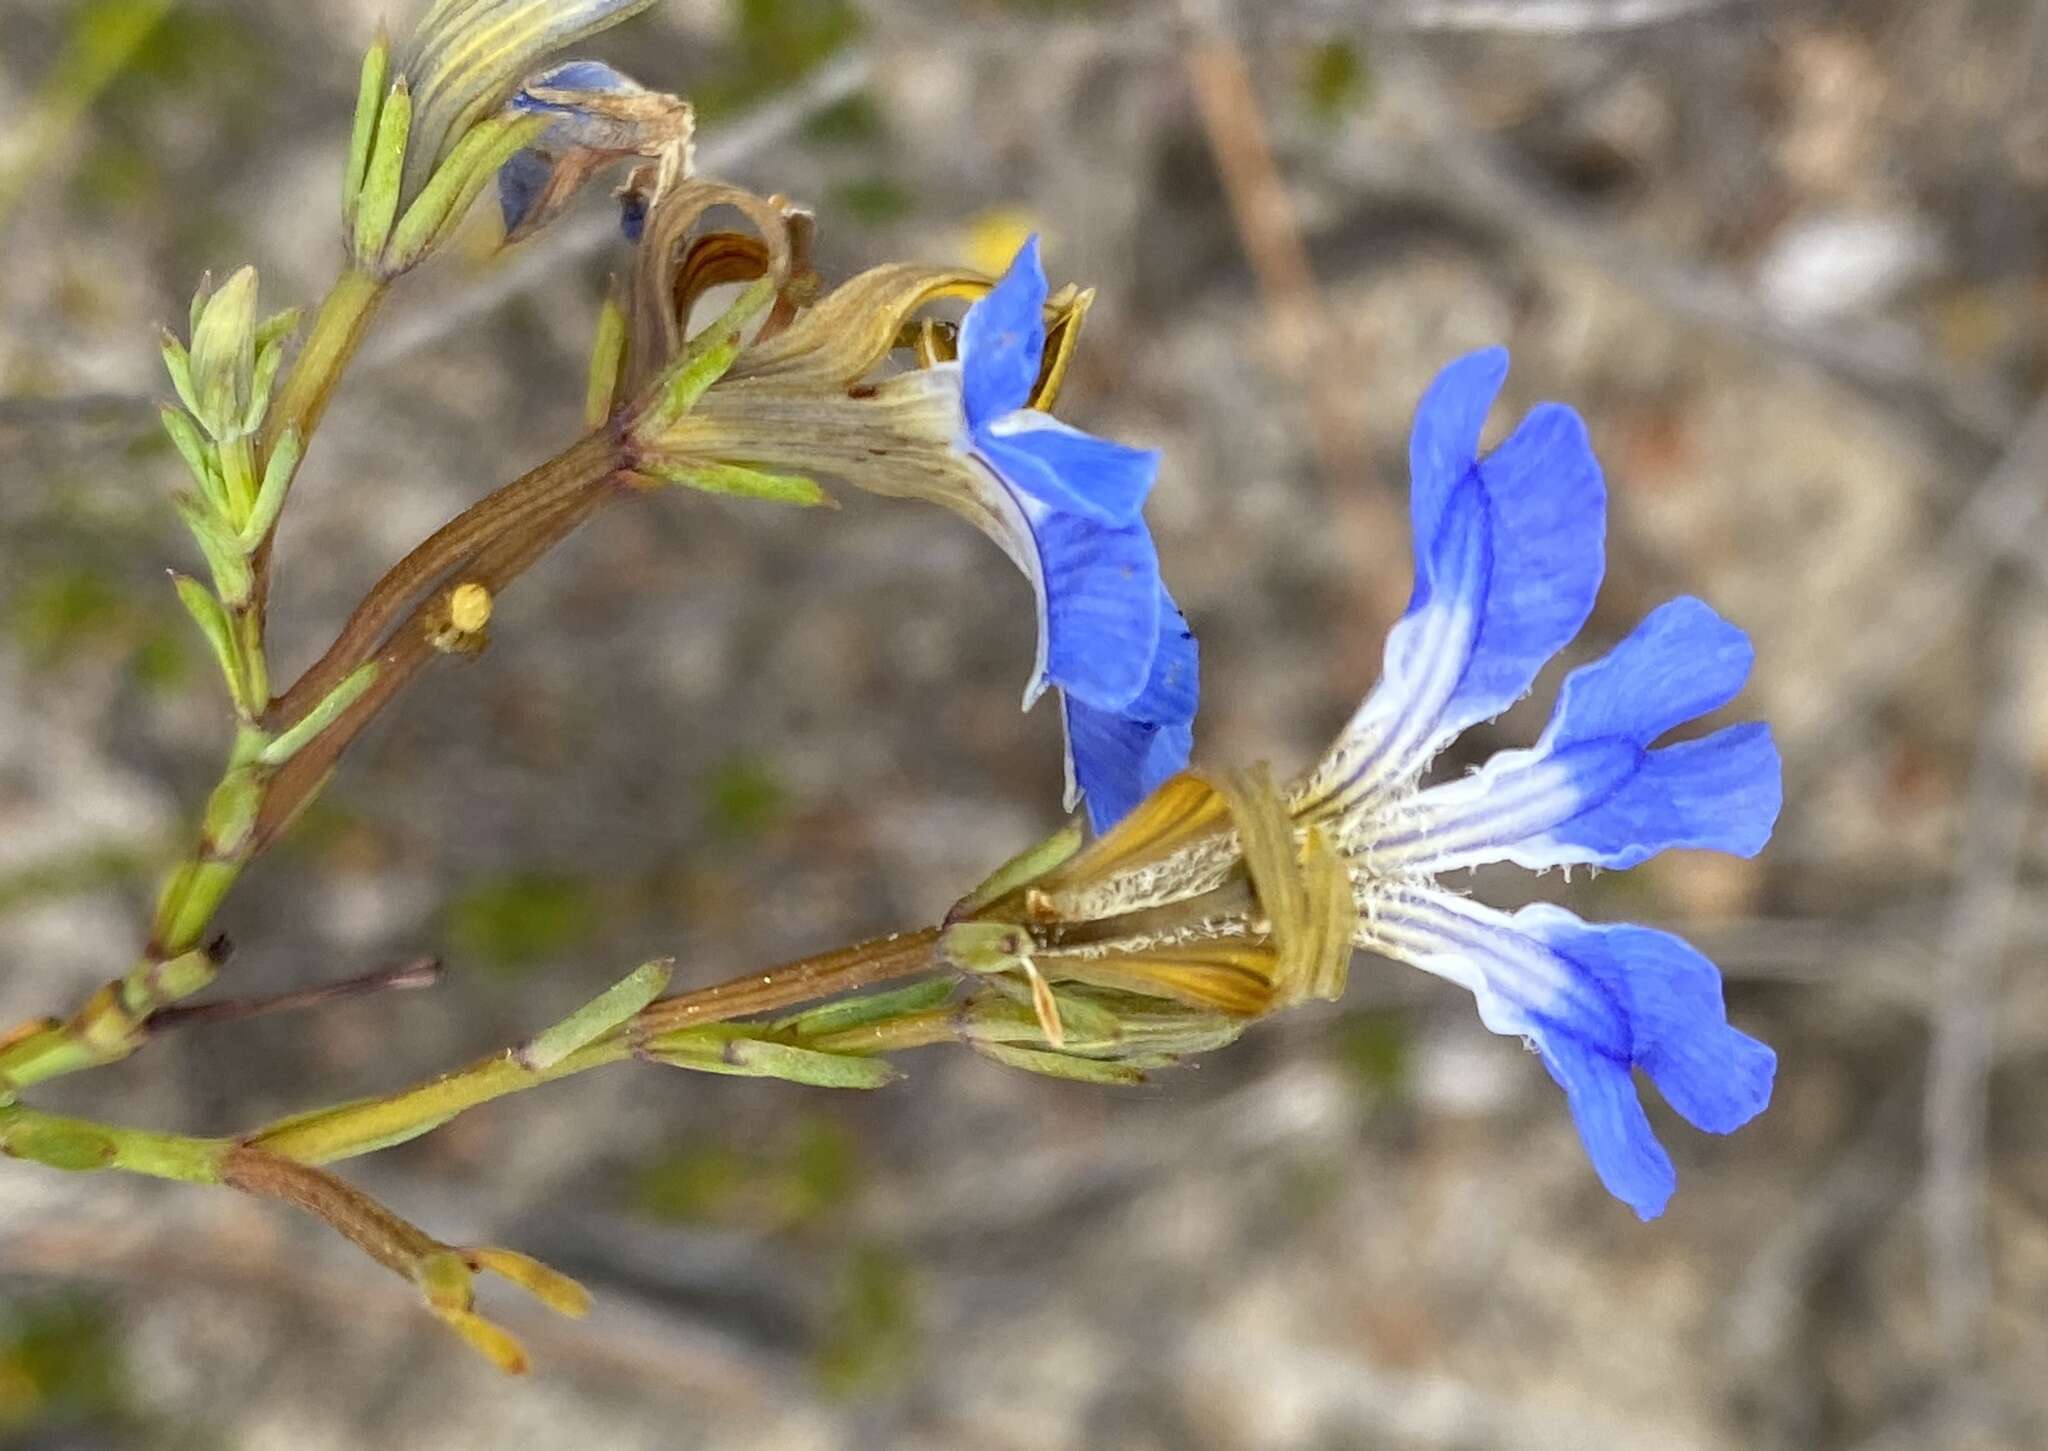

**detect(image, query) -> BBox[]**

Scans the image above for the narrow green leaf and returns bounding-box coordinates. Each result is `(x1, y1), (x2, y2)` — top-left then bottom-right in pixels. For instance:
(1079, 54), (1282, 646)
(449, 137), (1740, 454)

(650, 277), (779, 426)
(520, 960), (674, 1071)
(258, 662), (378, 767)
(386, 112), (546, 271)
(351, 78), (413, 266)
(239, 427), (301, 549)
(170, 573), (241, 696)
(255, 305), (304, 353)
(978, 975), (1123, 1047)
(217, 436), (259, 524)
(970, 1041), (1147, 1086)
(344, 31), (392, 222)
(160, 331), (200, 418)
(159, 406), (227, 514)
(774, 978), (958, 1039)
(951, 823), (1084, 916)
(187, 270), (214, 337)
(241, 336), (287, 438)
(173, 494), (253, 606)
(653, 1033), (902, 1090)
(645, 461), (834, 509)
(585, 289), (628, 428)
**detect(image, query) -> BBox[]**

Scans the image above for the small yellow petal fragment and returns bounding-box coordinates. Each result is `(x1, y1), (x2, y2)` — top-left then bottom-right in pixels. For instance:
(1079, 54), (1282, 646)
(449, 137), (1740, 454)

(961, 207), (1041, 277)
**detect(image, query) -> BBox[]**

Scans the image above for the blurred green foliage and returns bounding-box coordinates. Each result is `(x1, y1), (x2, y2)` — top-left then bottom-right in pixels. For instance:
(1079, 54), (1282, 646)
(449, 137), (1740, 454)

(66, 5), (269, 216)
(444, 873), (603, 977)
(8, 560), (192, 690)
(0, 842), (162, 922)
(701, 752), (788, 841)
(693, 0), (864, 121)
(0, 1292), (131, 1439)
(630, 1114), (860, 1230)
(801, 91), (887, 148)
(814, 1245), (919, 1397)
(0, 0), (168, 223)
(1300, 40), (1372, 126)
(993, 0), (1112, 16)
(1329, 1008), (1412, 1099)
(829, 176), (916, 226)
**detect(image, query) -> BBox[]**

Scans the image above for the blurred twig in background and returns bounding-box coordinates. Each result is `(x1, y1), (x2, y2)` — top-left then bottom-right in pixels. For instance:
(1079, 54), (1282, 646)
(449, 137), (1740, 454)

(0, 0), (174, 231)
(1179, 11), (1411, 658)
(1924, 577), (2040, 1369)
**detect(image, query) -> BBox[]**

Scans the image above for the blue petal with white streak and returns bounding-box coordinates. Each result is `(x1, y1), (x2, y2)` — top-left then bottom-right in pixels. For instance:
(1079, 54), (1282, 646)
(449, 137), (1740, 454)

(1304, 349), (1606, 814)
(512, 59), (638, 110)
(1378, 891), (1775, 1220)
(1379, 596), (1783, 873)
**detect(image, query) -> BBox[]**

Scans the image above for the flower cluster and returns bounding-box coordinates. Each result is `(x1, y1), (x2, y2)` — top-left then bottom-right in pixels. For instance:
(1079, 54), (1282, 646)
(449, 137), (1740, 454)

(361, 2), (1782, 1220)
(0, 0), (1796, 1389)
(948, 351), (1780, 1220)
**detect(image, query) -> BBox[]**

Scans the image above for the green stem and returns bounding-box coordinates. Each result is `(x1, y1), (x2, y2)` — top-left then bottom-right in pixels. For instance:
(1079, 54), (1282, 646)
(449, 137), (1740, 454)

(264, 267), (387, 460)
(2, 927), (945, 1186)
(245, 1038), (633, 1164)
(249, 927), (943, 1165)
(0, 1101), (225, 1183)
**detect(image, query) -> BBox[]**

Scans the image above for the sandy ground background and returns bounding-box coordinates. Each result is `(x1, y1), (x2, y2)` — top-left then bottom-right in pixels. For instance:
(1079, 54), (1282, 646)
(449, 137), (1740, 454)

(3, 0), (2047, 1446)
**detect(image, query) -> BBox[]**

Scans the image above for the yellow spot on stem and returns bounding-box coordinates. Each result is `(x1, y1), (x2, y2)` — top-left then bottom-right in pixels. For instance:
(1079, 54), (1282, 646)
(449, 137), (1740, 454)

(448, 582), (492, 634)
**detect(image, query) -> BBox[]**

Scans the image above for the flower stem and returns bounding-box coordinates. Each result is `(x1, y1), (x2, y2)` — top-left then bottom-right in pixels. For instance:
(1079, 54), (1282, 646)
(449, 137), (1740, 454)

(631, 927), (945, 1038)
(3, 926), (946, 1184)
(247, 926), (945, 1165)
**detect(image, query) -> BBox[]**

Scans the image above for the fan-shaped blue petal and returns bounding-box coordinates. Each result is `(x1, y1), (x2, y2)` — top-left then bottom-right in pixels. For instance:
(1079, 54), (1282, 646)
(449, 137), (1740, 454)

(1374, 891), (1773, 1219)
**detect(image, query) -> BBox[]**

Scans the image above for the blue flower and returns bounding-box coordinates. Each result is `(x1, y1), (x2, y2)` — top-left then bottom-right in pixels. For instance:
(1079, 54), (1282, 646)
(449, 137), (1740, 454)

(1299, 348), (1781, 1219)
(957, 239), (1197, 833)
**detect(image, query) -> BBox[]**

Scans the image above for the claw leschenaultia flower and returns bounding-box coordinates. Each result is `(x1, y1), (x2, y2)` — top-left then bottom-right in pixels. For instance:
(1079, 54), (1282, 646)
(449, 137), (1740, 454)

(628, 224), (1196, 832)
(946, 349), (1781, 1220)
(498, 59), (693, 245)
(396, 0), (658, 203)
